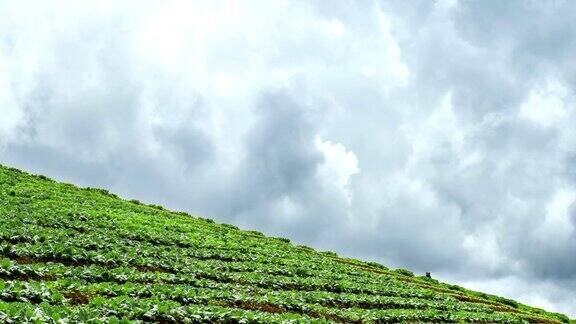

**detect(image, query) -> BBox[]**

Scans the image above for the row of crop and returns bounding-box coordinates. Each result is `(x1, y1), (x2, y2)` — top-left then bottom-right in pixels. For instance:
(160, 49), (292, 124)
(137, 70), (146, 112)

(2, 182), (306, 262)
(3, 184), (347, 281)
(1, 214), (411, 287)
(1, 254), (464, 304)
(0, 234), (261, 268)
(0, 257), (448, 302)
(0, 216), (546, 321)
(66, 280), (499, 315)
(2, 260), (480, 312)
(0, 224), (390, 287)
(322, 307), (526, 323)
(0, 216), (312, 268)
(2, 174), (225, 240)
(0, 278), (529, 323)
(0, 291), (534, 324)
(0, 298), (317, 323)
(0, 281), (65, 305)
(1, 252), (560, 323)
(3, 267), (520, 322)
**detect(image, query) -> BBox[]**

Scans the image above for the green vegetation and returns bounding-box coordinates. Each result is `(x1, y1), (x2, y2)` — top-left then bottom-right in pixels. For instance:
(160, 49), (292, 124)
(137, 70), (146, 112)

(0, 164), (570, 323)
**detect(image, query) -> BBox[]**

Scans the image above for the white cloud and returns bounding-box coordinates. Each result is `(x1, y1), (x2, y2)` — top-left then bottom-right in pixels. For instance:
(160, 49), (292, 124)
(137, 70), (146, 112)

(520, 79), (570, 128)
(538, 187), (576, 241)
(315, 137), (359, 189)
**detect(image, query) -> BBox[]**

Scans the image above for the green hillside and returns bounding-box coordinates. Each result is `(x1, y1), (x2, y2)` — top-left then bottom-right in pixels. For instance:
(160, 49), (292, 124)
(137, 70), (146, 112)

(0, 164), (570, 323)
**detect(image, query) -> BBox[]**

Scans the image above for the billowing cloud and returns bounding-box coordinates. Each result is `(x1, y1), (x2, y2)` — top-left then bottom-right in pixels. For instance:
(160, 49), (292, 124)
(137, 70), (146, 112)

(1, 0), (575, 316)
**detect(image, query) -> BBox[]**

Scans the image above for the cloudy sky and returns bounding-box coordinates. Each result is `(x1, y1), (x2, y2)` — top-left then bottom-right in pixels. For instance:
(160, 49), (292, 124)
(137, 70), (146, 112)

(1, 0), (575, 316)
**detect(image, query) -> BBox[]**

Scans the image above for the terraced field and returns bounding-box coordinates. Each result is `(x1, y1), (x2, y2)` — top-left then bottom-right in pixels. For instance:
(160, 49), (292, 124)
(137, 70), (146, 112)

(0, 164), (570, 323)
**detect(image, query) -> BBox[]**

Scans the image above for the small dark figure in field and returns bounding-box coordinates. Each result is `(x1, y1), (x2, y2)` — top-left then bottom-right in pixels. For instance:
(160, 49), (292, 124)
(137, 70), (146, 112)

(426, 272), (431, 278)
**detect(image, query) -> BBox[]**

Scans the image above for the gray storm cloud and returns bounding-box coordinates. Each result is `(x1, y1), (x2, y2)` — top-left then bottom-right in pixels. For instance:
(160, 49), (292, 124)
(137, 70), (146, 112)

(1, 0), (575, 316)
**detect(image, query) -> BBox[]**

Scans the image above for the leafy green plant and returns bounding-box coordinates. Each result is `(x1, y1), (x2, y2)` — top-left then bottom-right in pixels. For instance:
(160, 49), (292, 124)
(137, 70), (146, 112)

(0, 164), (569, 323)
(394, 269), (414, 277)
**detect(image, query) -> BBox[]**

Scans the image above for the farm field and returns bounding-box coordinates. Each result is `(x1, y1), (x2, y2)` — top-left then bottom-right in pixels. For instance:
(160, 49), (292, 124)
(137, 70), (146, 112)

(0, 164), (570, 323)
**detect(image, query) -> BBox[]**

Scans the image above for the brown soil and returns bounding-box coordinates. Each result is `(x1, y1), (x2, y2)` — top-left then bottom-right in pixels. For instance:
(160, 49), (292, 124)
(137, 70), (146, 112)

(64, 291), (91, 305)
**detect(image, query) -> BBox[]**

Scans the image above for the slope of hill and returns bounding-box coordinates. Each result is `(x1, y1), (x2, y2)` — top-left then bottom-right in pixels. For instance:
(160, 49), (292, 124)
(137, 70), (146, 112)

(0, 164), (570, 323)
